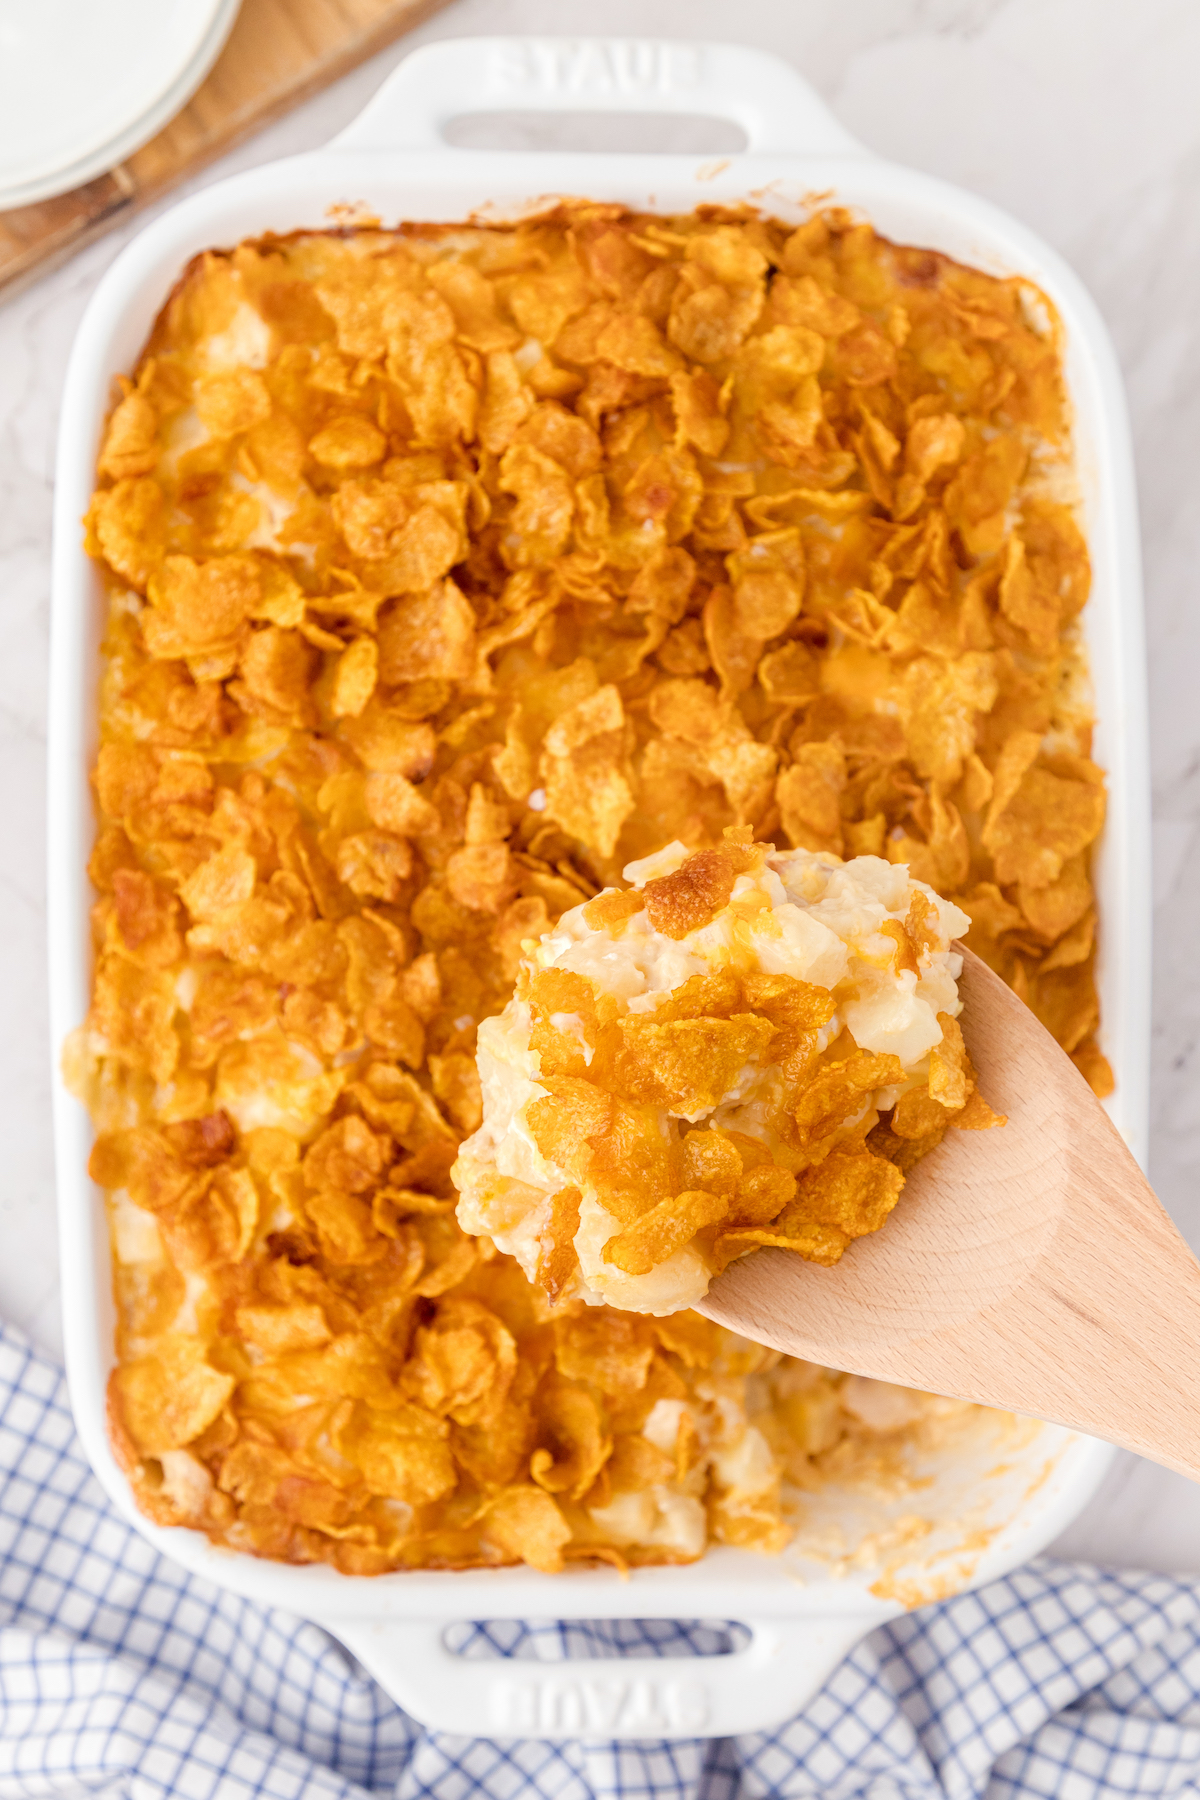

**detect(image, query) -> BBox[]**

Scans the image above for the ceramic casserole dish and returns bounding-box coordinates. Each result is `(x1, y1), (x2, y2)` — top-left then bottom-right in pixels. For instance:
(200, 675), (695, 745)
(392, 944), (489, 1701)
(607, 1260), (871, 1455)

(48, 37), (1149, 1740)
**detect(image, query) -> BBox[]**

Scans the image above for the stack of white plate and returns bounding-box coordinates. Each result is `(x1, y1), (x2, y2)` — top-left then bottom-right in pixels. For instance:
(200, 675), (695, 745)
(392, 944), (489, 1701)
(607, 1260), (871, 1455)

(0, 0), (242, 210)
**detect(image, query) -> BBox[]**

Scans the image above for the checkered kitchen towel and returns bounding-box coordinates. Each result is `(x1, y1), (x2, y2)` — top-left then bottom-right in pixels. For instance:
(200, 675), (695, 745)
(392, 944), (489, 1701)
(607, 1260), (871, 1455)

(4, 1323), (1200, 1800)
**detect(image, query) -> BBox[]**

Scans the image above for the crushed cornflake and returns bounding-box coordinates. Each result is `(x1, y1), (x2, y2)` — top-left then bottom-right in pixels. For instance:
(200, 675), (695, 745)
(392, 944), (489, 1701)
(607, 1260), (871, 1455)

(69, 200), (1105, 1576)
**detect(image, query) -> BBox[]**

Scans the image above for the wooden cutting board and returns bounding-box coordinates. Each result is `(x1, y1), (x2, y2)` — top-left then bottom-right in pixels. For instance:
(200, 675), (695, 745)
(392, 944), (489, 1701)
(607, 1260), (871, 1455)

(0, 0), (452, 302)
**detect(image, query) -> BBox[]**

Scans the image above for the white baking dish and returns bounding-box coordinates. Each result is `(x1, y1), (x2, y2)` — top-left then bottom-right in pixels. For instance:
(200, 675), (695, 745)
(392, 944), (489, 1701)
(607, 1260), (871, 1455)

(48, 37), (1149, 1741)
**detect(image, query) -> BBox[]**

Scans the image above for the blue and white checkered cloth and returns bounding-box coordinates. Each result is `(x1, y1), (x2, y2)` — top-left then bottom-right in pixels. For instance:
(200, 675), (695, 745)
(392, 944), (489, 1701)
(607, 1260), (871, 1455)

(3, 1321), (1200, 1799)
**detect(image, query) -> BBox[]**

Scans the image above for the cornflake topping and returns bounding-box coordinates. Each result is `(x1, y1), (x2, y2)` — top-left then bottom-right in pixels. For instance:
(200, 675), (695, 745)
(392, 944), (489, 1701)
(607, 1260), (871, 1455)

(70, 199), (1103, 1576)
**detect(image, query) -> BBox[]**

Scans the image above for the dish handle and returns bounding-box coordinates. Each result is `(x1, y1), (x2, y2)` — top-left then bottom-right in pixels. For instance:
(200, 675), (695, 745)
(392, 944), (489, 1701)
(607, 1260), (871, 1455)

(331, 1611), (874, 1740)
(331, 37), (866, 159)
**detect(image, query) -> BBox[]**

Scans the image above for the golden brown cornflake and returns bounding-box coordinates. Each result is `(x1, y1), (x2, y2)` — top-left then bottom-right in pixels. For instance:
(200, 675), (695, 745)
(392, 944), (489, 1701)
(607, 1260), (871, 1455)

(642, 841), (755, 938)
(715, 1146), (905, 1272)
(76, 198), (1103, 1575)
(535, 1187), (583, 1302)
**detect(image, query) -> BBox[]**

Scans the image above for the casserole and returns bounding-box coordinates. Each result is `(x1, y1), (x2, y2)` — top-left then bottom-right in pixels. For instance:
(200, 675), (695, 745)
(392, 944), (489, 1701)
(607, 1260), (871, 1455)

(49, 36), (1148, 1739)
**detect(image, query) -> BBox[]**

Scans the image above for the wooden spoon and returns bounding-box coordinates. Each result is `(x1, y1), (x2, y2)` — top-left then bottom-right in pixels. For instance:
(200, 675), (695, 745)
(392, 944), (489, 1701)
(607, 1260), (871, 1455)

(697, 945), (1200, 1483)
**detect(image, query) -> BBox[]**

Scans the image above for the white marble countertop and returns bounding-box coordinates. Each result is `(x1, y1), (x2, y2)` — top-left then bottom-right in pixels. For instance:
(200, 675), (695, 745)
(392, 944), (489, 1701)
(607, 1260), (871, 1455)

(4, 0), (1198, 1572)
